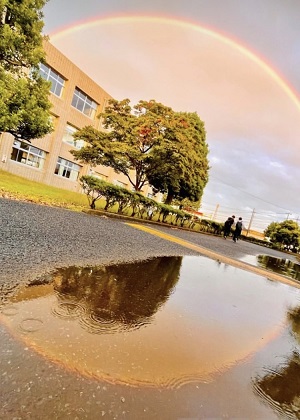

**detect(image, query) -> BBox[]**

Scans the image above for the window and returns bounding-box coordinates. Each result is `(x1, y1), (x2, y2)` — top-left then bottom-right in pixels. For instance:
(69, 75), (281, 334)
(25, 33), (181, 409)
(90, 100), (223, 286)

(62, 124), (85, 149)
(11, 140), (46, 169)
(72, 87), (98, 118)
(39, 63), (65, 97)
(89, 170), (108, 181)
(114, 180), (128, 188)
(55, 158), (81, 181)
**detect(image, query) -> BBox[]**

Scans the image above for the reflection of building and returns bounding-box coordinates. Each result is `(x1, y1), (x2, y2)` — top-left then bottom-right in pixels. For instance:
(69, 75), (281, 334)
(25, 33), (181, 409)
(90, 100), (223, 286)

(0, 41), (157, 198)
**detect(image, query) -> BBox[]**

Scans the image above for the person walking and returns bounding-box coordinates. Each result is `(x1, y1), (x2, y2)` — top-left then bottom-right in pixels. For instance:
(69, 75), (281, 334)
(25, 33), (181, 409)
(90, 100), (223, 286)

(223, 215), (235, 239)
(232, 217), (244, 242)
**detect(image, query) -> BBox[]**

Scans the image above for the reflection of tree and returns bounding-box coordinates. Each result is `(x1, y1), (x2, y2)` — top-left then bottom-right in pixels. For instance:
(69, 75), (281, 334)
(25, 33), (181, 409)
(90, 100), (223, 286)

(52, 256), (182, 332)
(288, 306), (300, 344)
(253, 351), (300, 419)
(257, 255), (300, 281)
(253, 305), (300, 418)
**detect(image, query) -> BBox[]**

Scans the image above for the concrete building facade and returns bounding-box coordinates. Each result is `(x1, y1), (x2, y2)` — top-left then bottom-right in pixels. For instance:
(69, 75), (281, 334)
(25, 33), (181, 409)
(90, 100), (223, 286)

(0, 41), (157, 198)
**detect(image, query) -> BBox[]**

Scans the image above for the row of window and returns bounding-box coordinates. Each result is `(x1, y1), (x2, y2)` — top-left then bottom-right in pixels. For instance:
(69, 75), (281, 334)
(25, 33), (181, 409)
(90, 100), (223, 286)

(39, 63), (98, 118)
(11, 140), (81, 180)
(11, 140), (150, 194)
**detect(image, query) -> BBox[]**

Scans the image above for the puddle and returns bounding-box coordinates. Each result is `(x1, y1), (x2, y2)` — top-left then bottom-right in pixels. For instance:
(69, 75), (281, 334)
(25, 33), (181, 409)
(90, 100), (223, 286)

(257, 255), (300, 281)
(241, 254), (300, 281)
(1, 255), (300, 418)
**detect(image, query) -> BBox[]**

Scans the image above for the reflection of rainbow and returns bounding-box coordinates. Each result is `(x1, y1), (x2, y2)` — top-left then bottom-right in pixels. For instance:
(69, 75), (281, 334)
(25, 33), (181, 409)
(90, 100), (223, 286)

(50, 15), (300, 112)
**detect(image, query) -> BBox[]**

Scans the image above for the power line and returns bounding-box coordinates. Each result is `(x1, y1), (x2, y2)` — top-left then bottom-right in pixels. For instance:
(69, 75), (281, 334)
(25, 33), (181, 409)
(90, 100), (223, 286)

(209, 175), (294, 212)
(201, 202), (298, 219)
(199, 199), (299, 232)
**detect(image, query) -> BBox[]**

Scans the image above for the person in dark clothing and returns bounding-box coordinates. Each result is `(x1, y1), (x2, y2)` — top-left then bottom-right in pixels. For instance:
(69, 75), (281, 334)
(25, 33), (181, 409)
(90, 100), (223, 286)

(233, 217), (244, 242)
(223, 215), (235, 239)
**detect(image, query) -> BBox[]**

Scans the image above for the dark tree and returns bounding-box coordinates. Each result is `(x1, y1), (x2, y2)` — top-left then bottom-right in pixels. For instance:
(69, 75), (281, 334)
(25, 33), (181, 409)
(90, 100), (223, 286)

(0, 0), (53, 140)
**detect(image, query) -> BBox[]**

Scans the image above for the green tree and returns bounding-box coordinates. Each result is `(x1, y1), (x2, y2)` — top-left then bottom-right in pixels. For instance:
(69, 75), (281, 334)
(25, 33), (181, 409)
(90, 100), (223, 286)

(264, 221), (280, 238)
(264, 220), (300, 250)
(146, 111), (209, 204)
(0, 0), (53, 140)
(72, 99), (209, 204)
(72, 99), (175, 191)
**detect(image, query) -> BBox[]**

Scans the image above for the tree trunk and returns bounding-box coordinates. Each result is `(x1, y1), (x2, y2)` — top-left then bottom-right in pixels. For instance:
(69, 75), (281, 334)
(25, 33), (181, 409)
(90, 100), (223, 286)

(165, 192), (174, 205)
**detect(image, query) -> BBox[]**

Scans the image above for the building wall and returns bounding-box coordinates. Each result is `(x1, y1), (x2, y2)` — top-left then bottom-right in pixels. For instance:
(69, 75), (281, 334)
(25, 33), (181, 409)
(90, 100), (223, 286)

(0, 41), (158, 199)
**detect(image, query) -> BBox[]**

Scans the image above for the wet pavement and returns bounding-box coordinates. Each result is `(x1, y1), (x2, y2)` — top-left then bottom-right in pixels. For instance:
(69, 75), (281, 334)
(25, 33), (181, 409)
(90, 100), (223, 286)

(1, 198), (300, 419)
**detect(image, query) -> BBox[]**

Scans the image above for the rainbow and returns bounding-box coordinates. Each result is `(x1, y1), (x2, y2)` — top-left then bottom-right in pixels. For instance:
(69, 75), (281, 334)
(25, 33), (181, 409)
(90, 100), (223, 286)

(50, 15), (300, 113)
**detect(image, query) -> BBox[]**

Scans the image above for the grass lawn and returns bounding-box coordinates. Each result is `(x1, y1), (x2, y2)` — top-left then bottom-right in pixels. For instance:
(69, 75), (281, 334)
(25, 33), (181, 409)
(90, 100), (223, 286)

(0, 170), (271, 242)
(0, 169), (92, 211)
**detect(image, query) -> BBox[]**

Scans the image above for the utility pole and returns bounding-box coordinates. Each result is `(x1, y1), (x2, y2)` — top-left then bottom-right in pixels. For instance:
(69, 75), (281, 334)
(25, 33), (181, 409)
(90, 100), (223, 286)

(246, 208), (255, 236)
(212, 204), (219, 221)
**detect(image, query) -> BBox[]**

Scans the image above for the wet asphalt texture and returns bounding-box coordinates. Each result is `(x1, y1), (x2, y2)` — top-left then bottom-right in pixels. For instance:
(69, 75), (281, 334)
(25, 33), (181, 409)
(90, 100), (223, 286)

(0, 197), (295, 306)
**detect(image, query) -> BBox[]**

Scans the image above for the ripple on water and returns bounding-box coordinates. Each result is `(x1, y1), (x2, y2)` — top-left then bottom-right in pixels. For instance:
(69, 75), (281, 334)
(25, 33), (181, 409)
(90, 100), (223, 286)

(51, 301), (86, 319)
(252, 372), (297, 420)
(1, 305), (19, 316)
(79, 309), (154, 335)
(80, 309), (127, 334)
(19, 318), (44, 333)
(162, 373), (212, 389)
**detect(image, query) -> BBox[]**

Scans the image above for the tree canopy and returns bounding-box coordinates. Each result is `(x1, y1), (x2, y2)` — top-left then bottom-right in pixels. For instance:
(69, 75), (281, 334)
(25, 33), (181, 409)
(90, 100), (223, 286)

(72, 98), (209, 205)
(264, 220), (300, 251)
(0, 0), (53, 140)
(146, 111), (209, 204)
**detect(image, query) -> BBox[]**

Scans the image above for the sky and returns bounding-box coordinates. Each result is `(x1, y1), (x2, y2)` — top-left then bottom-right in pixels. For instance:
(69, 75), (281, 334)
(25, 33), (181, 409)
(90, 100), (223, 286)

(42, 0), (300, 232)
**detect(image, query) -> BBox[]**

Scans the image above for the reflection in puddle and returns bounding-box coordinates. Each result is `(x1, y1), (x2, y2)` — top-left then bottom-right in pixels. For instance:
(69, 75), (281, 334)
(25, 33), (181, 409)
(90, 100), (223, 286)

(257, 255), (300, 281)
(253, 352), (300, 419)
(51, 256), (181, 334)
(1, 255), (300, 417)
(240, 254), (300, 281)
(52, 301), (86, 319)
(19, 318), (44, 333)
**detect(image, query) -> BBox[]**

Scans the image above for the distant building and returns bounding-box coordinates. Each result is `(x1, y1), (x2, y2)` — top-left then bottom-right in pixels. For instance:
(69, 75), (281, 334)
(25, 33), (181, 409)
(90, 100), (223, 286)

(0, 41), (159, 199)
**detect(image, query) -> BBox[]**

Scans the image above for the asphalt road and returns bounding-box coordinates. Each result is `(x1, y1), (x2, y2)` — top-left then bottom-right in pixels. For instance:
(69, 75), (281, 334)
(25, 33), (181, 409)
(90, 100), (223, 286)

(0, 197), (297, 307)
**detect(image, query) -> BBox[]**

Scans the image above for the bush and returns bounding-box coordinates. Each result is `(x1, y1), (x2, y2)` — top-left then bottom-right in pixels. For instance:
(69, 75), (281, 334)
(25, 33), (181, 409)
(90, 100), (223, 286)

(80, 177), (228, 236)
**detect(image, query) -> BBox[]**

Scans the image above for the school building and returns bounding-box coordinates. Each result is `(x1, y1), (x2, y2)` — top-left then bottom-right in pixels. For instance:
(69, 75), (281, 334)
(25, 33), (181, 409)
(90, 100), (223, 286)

(0, 41), (158, 199)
